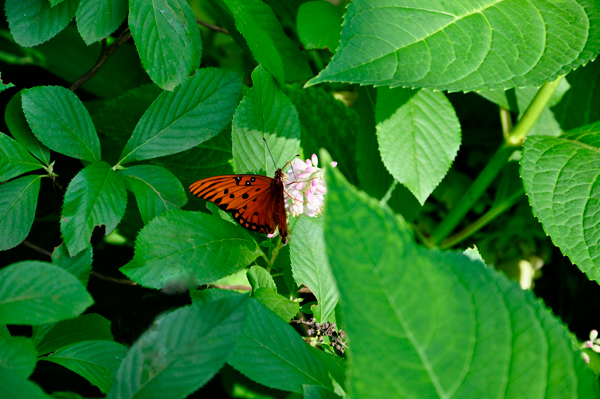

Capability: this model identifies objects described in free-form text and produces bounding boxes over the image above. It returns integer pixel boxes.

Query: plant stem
[500,106,512,141]
[506,75,564,146]
[429,76,563,247]
[439,187,524,249]
[429,144,516,246]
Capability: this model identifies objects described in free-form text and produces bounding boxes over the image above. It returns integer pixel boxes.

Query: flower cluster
[580,329,600,364]
[283,154,337,218]
[297,317,347,355]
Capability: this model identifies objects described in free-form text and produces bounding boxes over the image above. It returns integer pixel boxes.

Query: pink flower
[283,154,335,218]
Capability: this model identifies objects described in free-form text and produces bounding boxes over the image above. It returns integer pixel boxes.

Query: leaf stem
[429,144,516,246]
[439,187,524,249]
[500,106,512,141]
[196,18,229,35]
[505,75,564,146]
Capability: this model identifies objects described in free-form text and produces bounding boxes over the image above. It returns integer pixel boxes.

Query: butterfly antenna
[263,137,278,170]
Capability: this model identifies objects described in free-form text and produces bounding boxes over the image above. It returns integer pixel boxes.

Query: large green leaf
[0,369,49,399]
[119,69,241,164]
[296,1,342,52]
[76,0,128,45]
[0,132,43,182]
[5,91,51,165]
[521,123,600,282]
[290,217,339,323]
[376,87,461,204]
[307,0,600,91]
[121,209,261,289]
[0,261,93,325]
[229,299,335,393]
[108,295,249,399]
[22,86,101,163]
[322,151,599,398]
[219,0,311,83]
[61,162,127,256]
[33,314,113,356]
[232,65,301,176]
[552,60,600,131]
[118,165,187,224]
[0,175,41,251]
[0,337,37,378]
[129,0,202,90]
[5,0,78,47]
[51,244,93,286]
[43,341,127,393]
[287,86,359,185]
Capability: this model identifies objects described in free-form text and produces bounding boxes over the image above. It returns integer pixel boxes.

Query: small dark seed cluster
[300,318,347,354]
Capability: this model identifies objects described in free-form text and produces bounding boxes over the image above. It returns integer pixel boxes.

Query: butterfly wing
[189,174,280,235]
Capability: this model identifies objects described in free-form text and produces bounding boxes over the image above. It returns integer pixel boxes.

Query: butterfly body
[189,169,288,243]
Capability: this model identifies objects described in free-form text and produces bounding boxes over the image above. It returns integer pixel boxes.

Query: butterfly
[189,168,289,244]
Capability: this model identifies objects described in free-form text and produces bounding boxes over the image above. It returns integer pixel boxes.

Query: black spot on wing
[242,193,249,199]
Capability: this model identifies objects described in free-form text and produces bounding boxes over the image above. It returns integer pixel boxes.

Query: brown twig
[196,18,229,35]
[91,271,138,285]
[22,240,52,257]
[69,29,133,92]
[22,240,137,285]
[211,284,251,291]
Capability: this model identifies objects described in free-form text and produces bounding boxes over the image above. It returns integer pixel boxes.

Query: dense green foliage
[1,0,600,398]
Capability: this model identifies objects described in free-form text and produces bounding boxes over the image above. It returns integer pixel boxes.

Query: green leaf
[121,209,261,289]
[152,127,234,185]
[108,295,249,399]
[253,288,299,322]
[0,132,43,182]
[375,87,461,204]
[61,162,127,256]
[5,91,51,165]
[119,69,241,164]
[33,314,114,356]
[247,265,277,292]
[118,165,187,224]
[290,217,339,323]
[52,392,86,399]
[0,369,49,399]
[0,261,93,325]
[303,385,342,399]
[219,0,311,83]
[232,65,301,176]
[322,151,599,398]
[553,59,600,131]
[43,341,127,393]
[296,1,342,51]
[5,0,78,47]
[0,74,14,93]
[76,0,128,45]
[22,86,101,162]
[0,337,37,378]
[34,26,150,98]
[0,175,41,251]
[287,86,359,185]
[307,0,600,91]
[229,299,335,393]
[51,244,93,286]
[521,123,600,281]
[128,0,202,90]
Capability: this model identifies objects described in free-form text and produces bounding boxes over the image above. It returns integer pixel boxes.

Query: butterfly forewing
[189,172,288,242]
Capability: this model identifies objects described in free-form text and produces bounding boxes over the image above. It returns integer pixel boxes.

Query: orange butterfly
[189,168,289,244]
